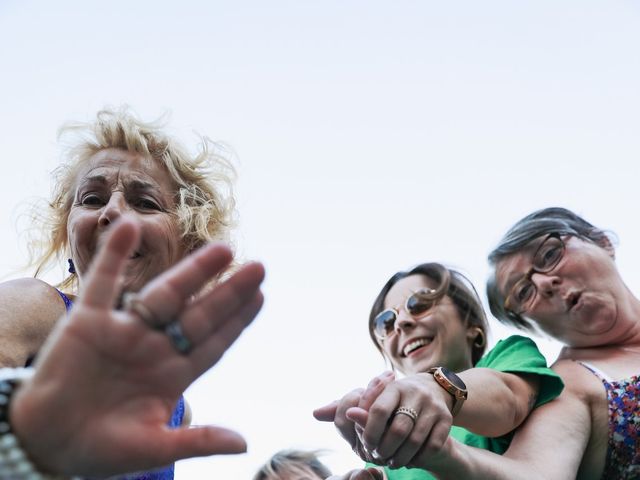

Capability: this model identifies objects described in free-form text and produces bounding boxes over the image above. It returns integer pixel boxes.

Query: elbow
[507,374,540,430]
[510,394,535,430]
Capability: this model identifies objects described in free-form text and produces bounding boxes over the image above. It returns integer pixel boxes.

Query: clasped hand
[314,371,454,471]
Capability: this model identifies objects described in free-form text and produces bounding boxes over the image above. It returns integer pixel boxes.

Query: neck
[611,286,640,345]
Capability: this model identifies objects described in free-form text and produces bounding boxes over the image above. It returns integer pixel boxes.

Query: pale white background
[1,1,639,478]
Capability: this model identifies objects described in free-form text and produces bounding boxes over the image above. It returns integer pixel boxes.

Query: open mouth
[129,251,142,259]
[403,337,433,357]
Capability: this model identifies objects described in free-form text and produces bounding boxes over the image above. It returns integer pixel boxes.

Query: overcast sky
[1,1,639,477]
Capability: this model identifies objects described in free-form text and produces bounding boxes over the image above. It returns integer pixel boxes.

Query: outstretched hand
[346,373,453,469]
[10,217,265,477]
[313,372,395,461]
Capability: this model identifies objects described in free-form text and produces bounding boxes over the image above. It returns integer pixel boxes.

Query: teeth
[404,338,430,356]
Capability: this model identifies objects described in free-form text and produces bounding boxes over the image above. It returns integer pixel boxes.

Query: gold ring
[394,406,418,423]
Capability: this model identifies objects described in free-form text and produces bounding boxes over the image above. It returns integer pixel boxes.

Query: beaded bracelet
[0,367,70,480]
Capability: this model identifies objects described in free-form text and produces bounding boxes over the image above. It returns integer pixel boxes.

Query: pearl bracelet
[0,367,70,480]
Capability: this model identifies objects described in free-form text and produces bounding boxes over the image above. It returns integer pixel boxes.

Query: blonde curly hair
[28,106,236,292]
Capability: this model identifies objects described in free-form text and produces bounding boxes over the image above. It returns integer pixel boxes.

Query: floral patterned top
[580,362,640,479]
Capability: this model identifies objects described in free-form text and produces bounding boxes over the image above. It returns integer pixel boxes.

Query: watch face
[440,367,467,390]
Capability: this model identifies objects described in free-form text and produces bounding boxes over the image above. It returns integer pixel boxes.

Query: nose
[394,308,417,334]
[98,193,127,227]
[531,272,561,298]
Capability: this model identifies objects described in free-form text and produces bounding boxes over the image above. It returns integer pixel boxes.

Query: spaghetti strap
[578,361,614,383]
[56,289,73,312]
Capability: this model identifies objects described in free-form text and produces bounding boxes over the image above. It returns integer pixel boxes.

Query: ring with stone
[164,320,193,355]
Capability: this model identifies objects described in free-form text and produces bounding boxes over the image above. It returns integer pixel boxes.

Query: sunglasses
[373,288,440,339]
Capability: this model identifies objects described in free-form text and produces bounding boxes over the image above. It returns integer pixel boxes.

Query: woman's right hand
[9,216,265,477]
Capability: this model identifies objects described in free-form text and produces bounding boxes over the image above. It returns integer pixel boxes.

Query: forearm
[454,368,538,437]
[418,374,590,480]
[414,439,538,480]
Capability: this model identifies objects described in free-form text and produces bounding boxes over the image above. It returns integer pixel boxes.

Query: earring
[67,258,76,274]
[473,327,486,348]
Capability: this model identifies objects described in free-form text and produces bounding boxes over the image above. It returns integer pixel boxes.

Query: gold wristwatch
[427,366,468,416]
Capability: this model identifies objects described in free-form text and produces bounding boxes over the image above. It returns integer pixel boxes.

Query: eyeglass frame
[373,287,444,340]
[503,233,566,316]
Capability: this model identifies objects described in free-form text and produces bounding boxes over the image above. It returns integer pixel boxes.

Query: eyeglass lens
[375,289,438,338]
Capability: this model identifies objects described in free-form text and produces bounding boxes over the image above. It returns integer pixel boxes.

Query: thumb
[313,400,338,422]
[161,425,247,461]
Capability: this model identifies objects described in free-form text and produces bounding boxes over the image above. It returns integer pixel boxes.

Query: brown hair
[369,262,489,366]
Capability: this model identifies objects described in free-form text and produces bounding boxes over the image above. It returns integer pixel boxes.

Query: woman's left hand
[10,217,265,477]
[346,373,453,469]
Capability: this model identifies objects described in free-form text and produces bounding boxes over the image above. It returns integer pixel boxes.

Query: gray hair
[487,207,613,330]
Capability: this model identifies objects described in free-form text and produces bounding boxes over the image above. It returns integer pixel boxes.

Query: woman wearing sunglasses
[340,207,640,479]
[315,262,563,480]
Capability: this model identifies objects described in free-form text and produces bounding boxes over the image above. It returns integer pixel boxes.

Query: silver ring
[122,292,159,329]
[164,320,192,355]
[393,406,418,423]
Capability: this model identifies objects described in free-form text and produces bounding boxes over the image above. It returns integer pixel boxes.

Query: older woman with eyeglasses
[315,263,563,480]
[340,207,640,479]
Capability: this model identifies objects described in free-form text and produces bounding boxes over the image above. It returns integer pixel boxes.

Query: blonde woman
[0,107,257,479]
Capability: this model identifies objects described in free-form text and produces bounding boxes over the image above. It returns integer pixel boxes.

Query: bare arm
[342,368,538,467]
[0,278,64,367]
[412,361,593,480]
[455,368,540,437]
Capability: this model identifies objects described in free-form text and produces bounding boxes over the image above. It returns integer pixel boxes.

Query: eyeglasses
[373,288,441,339]
[504,233,566,315]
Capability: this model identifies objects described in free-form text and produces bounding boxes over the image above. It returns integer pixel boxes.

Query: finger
[81,218,140,309]
[358,371,395,411]
[147,425,247,466]
[179,262,266,344]
[385,415,432,468]
[332,389,364,448]
[407,417,451,467]
[360,387,401,452]
[373,411,415,461]
[345,406,369,430]
[313,401,338,422]
[133,243,235,324]
[189,289,264,378]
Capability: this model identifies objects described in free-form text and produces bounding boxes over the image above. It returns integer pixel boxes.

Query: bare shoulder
[551,358,603,401]
[0,278,67,349]
[0,277,66,314]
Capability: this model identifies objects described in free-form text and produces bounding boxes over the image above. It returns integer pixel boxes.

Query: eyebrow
[79,174,160,192]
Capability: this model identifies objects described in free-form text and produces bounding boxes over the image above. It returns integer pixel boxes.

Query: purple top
[56,290,183,480]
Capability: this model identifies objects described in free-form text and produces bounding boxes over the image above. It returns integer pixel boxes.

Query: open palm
[10,218,265,477]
